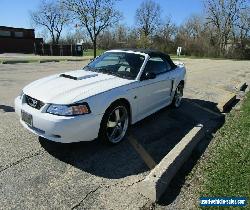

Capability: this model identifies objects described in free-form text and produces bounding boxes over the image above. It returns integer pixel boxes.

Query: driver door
[133,56,173,119]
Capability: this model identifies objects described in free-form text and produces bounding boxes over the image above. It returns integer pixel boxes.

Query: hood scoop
[60,73,98,80]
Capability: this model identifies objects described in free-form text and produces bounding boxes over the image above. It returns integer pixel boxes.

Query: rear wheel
[99,102,129,144]
[171,83,184,108]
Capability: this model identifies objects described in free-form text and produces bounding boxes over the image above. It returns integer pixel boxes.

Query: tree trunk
[93,38,97,58]
[51,32,56,45]
[56,32,61,44]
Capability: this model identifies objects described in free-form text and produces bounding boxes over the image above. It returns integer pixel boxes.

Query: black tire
[98,102,130,144]
[171,83,184,108]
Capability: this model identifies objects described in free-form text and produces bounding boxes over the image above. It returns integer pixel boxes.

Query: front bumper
[15,96,103,143]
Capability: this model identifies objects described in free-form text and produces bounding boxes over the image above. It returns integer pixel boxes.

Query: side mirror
[143,72,156,80]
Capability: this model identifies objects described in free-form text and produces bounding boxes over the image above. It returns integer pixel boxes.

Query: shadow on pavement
[0,104,15,112]
[39,98,224,184]
[39,137,148,179]
[157,98,225,206]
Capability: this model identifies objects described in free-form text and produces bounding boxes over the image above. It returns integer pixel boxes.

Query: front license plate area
[21,110,33,127]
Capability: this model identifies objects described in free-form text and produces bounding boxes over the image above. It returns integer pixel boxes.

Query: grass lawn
[199,92,250,208]
[82,49,230,60]
[0,49,240,64]
[169,54,236,61]
[83,49,105,57]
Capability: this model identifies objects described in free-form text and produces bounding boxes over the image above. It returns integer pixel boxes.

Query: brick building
[0,26,83,56]
[0,26,36,54]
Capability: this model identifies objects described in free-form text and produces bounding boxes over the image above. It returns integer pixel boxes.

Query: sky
[0,0,204,29]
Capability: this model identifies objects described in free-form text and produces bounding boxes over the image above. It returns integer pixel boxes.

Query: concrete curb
[66,59,86,62]
[137,82,247,202]
[217,92,236,112]
[2,60,30,64]
[238,82,248,92]
[217,82,248,112]
[39,60,60,63]
[0,58,89,65]
[138,124,204,202]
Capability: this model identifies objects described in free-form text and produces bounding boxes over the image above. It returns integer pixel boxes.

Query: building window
[0,30,11,37]
[15,31,24,38]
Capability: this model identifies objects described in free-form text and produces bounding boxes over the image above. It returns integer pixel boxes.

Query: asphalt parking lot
[0,59,250,209]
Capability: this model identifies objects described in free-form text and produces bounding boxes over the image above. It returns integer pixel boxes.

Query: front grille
[25,95,44,110]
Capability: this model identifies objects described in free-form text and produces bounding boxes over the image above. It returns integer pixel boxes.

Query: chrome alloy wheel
[106,106,129,143]
[174,85,184,107]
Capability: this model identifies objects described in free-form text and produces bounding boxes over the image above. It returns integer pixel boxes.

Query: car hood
[23,70,134,104]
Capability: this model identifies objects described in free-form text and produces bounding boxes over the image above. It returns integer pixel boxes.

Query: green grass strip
[200,92,250,209]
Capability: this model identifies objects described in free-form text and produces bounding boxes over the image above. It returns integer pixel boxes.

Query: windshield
[84,52,145,79]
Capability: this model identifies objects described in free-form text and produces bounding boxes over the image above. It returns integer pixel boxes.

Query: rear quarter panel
[172,63,186,91]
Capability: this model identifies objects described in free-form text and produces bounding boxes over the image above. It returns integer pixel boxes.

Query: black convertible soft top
[113,48,177,69]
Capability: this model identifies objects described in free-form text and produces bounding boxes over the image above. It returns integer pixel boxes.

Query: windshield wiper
[84,66,115,76]
[83,66,97,72]
[112,72,134,80]
[96,67,115,75]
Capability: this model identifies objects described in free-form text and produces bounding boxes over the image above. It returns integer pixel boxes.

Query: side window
[144,56,171,75]
[165,60,172,71]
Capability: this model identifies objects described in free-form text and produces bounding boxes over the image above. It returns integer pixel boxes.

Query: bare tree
[205,0,249,55]
[175,15,214,57]
[150,17,176,53]
[235,7,250,42]
[63,0,122,57]
[115,25,128,44]
[135,0,161,37]
[30,0,70,44]
[60,28,88,45]
[159,17,177,41]
[126,28,139,48]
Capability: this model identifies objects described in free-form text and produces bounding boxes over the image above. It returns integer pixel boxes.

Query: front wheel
[171,83,184,108]
[99,102,129,144]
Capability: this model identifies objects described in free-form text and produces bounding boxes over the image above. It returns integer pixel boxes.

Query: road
[0,58,249,209]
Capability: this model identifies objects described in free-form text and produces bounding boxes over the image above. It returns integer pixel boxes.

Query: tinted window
[144,56,171,75]
[165,59,172,71]
[86,52,145,79]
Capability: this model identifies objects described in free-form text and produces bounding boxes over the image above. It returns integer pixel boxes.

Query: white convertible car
[15,49,186,144]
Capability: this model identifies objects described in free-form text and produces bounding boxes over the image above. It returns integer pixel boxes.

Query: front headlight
[46,103,91,116]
